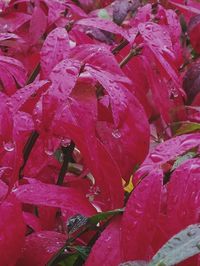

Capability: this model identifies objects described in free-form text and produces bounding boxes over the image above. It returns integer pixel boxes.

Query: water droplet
[3,140,15,152]
[170,88,179,98]
[187,229,196,236]
[149,153,162,163]
[60,137,71,147]
[112,129,121,139]
[44,139,54,156]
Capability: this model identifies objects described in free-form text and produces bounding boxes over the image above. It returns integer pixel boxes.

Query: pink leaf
[9,80,49,112]
[23,212,42,232]
[13,182,95,215]
[121,169,163,261]
[135,133,200,183]
[29,6,47,45]
[0,195,25,266]
[40,27,70,78]
[16,231,66,266]
[49,59,81,101]
[139,22,180,88]
[86,216,122,266]
[166,158,200,235]
[0,12,31,32]
[0,55,27,94]
[76,17,130,41]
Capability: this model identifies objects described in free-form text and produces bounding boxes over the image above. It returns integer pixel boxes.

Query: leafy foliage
[0,0,200,265]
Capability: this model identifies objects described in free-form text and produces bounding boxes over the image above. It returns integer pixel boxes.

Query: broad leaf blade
[121,169,163,261]
[150,224,200,266]
[40,27,70,78]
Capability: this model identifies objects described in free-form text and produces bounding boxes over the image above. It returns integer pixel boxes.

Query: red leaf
[76,17,130,41]
[29,6,47,45]
[86,216,122,266]
[121,169,163,261]
[0,195,25,266]
[0,12,31,32]
[9,80,49,112]
[135,133,200,183]
[0,55,27,95]
[40,27,71,78]
[139,22,181,89]
[13,182,95,215]
[49,59,81,101]
[166,158,200,235]
[16,231,66,266]
[23,211,42,232]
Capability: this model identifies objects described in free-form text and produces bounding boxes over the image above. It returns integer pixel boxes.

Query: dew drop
[170,88,179,98]
[187,229,196,236]
[60,137,71,147]
[112,129,121,139]
[149,153,162,163]
[44,139,54,156]
[3,140,15,152]
[44,148,54,156]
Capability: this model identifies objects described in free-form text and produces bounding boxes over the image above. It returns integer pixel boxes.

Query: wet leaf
[150,224,200,266]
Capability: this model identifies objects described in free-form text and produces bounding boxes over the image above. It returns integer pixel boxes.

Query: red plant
[0,0,200,265]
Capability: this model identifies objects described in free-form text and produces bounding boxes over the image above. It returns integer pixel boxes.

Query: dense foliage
[0,0,200,265]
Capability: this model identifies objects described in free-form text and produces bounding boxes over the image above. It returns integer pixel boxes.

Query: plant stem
[119,45,143,68]
[112,39,129,55]
[26,63,40,85]
[19,130,39,179]
[56,141,75,185]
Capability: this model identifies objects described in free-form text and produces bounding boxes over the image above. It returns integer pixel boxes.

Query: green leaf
[175,122,200,135]
[149,224,200,266]
[88,208,124,225]
[58,253,79,266]
[98,9,110,20]
[72,246,91,260]
[171,151,197,171]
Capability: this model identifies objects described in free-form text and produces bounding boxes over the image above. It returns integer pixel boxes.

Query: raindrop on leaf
[3,140,15,152]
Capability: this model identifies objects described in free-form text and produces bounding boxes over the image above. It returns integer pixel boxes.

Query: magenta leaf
[16,231,66,266]
[13,182,96,215]
[166,158,200,235]
[0,12,31,32]
[0,195,25,266]
[136,133,200,182]
[49,59,81,101]
[76,17,130,41]
[86,217,122,266]
[9,80,49,112]
[40,27,70,78]
[29,5,47,45]
[138,22,180,88]
[0,55,27,94]
[121,169,163,261]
